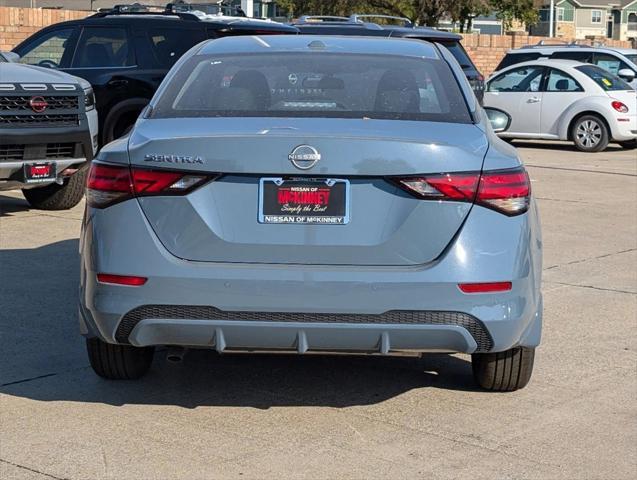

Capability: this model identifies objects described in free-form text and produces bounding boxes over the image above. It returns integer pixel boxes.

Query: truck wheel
[86,338,154,380]
[22,166,87,210]
[472,347,535,392]
[571,115,609,152]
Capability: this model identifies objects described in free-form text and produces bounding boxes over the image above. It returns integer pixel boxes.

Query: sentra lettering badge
[144,154,204,164]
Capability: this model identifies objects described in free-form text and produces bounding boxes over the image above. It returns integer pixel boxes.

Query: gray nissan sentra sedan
[80,35,542,391]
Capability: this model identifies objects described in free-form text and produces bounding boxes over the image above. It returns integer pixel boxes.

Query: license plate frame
[23,162,57,184]
[258,177,350,225]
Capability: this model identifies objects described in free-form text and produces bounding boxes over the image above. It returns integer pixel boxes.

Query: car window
[488,66,543,92]
[435,41,475,70]
[73,27,133,68]
[625,54,637,65]
[149,28,205,68]
[19,28,74,68]
[575,64,633,91]
[593,53,629,75]
[153,53,472,124]
[545,68,583,92]
[495,53,541,71]
[550,51,592,63]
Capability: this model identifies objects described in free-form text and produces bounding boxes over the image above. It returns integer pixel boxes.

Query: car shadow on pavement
[511,140,624,152]
[1,239,482,410]
[0,193,31,217]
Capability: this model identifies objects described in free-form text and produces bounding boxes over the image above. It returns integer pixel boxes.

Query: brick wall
[462,33,635,77]
[0,7,88,51]
[1,7,635,77]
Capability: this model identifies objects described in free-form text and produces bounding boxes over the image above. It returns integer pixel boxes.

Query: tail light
[87,163,214,208]
[611,101,629,113]
[393,167,530,216]
[459,282,512,294]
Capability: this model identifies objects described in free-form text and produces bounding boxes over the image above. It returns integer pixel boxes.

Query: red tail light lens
[611,101,628,113]
[87,163,213,208]
[393,167,530,216]
[477,168,530,216]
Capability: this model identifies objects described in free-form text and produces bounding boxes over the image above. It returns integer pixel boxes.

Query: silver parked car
[80,35,542,391]
[484,59,637,152]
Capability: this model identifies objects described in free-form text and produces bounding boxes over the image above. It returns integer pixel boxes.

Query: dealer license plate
[259,178,350,224]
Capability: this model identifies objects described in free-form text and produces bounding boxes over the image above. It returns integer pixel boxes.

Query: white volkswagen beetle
[484,59,636,152]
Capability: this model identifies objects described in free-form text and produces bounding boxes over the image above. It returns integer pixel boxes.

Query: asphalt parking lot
[0,141,635,480]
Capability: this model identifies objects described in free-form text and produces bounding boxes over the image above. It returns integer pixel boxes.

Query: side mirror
[1,51,20,62]
[484,107,511,133]
[617,68,636,81]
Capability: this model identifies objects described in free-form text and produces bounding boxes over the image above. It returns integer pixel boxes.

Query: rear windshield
[436,41,475,70]
[575,64,633,91]
[152,52,472,123]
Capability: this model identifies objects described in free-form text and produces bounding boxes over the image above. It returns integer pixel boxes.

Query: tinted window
[19,28,74,67]
[593,53,630,75]
[496,53,541,71]
[550,51,592,62]
[575,64,633,91]
[488,66,543,92]
[545,69,583,92]
[149,28,205,67]
[73,27,133,68]
[153,53,472,123]
[436,41,475,70]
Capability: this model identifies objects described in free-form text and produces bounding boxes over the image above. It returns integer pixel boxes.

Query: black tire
[86,337,154,380]
[472,347,535,392]
[22,166,87,210]
[619,139,636,150]
[571,114,609,152]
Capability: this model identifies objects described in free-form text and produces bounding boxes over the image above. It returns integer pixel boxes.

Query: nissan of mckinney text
[1,54,98,209]
[80,35,542,391]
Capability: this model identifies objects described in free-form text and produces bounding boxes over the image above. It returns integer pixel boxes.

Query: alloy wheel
[576,119,602,148]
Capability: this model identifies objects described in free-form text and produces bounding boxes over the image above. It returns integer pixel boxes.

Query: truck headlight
[84,87,95,111]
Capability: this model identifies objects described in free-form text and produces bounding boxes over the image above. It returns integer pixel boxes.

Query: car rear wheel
[571,115,609,152]
[86,338,154,380]
[22,166,87,210]
[472,347,535,391]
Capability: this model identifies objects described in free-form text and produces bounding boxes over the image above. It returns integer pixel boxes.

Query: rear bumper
[0,110,97,190]
[79,198,543,354]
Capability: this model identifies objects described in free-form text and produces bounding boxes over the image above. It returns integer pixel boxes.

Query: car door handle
[527,97,541,103]
[108,79,129,87]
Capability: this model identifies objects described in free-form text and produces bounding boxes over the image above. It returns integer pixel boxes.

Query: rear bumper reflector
[97,274,148,286]
[458,282,512,294]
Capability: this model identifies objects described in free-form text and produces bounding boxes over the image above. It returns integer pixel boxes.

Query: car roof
[508,45,637,55]
[294,22,461,41]
[492,58,596,75]
[197,34,441,59]
[39,12,297,31]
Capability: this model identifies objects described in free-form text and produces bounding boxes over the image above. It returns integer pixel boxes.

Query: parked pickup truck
[1,53,98,210]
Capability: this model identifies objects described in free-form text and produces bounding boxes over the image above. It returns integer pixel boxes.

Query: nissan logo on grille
[29,96,48,113]
[288,145,321,170]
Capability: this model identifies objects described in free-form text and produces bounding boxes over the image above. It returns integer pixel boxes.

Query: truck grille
[0,143,79,161]
[0,95,79,111]
[0,85,81,128]
[0,114,79,127]
[116,305,494,352]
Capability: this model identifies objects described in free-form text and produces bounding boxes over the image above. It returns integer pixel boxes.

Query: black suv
[293,15,484,103]
[13,3,297,145]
